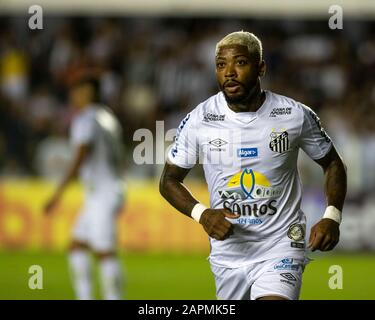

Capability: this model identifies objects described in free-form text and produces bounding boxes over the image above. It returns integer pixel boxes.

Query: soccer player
[45,76,125,300]
[159,31,347,300]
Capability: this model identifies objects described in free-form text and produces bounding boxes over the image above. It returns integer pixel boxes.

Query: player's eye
[216,62,225,68]
[237,59,248,65]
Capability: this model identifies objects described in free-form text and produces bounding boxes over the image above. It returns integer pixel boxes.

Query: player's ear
[258,60,266,77]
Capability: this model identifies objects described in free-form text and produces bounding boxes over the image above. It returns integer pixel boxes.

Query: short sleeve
[299,105,332,160]
[167,112,198,169]
[70,114,96,147]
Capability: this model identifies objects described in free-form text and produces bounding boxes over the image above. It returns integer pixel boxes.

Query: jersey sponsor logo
[308,110,331,143]
[203,113,225,122]
[237,148,258,158]
[269,107,292,117]
[218,168,282,200]
[223,200,277,218]
[287,223,305,241]
[269,130,290,153]
[171,113,191,157]
[237,218,263,225]
[218,168,282,218]
[274,258,301,271]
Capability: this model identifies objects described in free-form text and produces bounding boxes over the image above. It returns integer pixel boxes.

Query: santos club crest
[269,130,290,153]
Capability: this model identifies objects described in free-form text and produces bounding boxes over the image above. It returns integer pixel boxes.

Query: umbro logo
[280,273,297,281]
[269,107,292,117]
[209,138,228,148]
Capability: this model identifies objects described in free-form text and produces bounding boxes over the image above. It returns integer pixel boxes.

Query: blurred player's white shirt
[70,104,124,252]
[168,90,332,268]
[71,104,124,192]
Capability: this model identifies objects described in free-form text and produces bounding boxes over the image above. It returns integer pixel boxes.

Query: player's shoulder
[267,90,313,119]
[70,108,97,138]
[73,106,97,126]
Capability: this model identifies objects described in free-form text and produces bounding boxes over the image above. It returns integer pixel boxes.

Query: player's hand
[199,208,240,241]
[44,195,60,215]
[308,218,340,252]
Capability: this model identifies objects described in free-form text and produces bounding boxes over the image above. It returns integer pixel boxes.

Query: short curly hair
[215,31,263,62]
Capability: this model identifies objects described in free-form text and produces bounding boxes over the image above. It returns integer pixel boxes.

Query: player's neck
[79,102,94,110]
[228,83,265,113]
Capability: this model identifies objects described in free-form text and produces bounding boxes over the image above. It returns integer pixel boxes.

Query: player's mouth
[224,81,242,93]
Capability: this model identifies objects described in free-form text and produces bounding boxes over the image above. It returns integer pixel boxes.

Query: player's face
[216,44,261,104]
[69,83,94,110]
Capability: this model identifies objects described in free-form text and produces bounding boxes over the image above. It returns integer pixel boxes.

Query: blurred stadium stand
[0,1,374,252]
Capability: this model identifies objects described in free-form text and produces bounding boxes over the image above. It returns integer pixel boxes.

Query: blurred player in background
[45,76,125,300]
[160,31,347,300]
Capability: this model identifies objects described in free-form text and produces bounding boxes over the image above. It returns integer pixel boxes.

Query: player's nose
[224,63,236,78]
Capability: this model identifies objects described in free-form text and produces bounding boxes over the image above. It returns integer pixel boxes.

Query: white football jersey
[71,104,124,192]
[167,90,332,268]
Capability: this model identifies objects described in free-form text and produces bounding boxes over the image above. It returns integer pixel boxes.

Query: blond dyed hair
[215,31,263,61]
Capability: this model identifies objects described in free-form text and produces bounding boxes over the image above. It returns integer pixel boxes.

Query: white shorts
[72,187,124,252]
[210,256,307,300]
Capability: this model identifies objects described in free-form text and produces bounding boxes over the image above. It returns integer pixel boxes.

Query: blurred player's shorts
[72,185,124,252]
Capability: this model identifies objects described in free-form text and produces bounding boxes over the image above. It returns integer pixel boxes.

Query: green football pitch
[0,251,374,300]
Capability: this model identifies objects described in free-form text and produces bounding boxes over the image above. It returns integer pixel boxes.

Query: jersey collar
[218,90,271,124]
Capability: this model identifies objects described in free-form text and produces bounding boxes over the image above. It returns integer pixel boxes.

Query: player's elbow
[159,172,179,200]
[159,173,168,199]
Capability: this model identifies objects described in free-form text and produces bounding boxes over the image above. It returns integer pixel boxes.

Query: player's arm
[308,146,347,251]
[44,144,91,214]
[159,162,239,240]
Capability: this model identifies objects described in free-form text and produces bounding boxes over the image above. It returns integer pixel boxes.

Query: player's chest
[198,121,300,166]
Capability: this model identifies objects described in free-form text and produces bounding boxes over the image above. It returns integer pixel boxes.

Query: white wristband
[191,203,207,223]
[323,206,342,224]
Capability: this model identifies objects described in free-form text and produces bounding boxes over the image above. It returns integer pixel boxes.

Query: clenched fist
[308,218,340,251]
[199,208,240,241]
